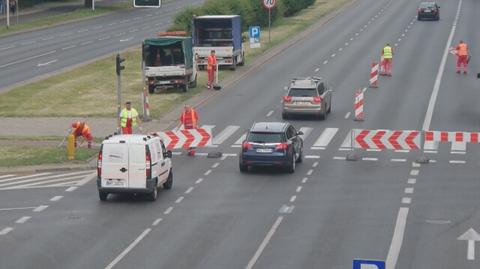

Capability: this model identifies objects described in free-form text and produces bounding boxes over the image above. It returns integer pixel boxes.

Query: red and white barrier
[153,128,212,150]
[369,62,379,88]
[425,131,480,143]
[353,129,421,150]
[354,88,365,121]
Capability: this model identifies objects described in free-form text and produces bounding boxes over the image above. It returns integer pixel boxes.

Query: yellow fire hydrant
[67,134,75,160]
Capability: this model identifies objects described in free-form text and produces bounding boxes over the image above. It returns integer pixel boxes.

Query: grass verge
[0,145,97,167]
[0,3,131,37]
[0,0,350,118]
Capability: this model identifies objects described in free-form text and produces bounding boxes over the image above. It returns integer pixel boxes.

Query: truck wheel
[99,191,108,201]
[163,170,173,190]
[230,58,237,71]
[238,53,245,66]
[189,75,197,88]
[148,84,155,94]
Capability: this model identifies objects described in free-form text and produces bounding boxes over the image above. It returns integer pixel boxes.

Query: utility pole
[116,53,125,124]
[6,0,10,29]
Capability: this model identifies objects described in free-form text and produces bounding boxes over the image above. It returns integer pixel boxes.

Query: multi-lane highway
[0,0,203,92]
[1,0,480,268]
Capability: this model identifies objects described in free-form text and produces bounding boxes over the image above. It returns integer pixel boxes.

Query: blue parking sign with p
[353,259,385,269]
[249,26,260,40]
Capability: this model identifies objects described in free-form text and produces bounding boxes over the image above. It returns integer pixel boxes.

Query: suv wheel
[297,148,303,163]
[239,162,248,173]
[327,99,332,113]
[286,153,296,173]
[320,106,327,120]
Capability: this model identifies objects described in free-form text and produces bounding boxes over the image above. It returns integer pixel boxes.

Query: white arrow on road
[457,228,480,260]
[37,59,58,67]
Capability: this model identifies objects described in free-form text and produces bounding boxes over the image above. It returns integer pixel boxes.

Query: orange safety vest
[207,55,217,71]
[457,43,468,56]
[72,122,90,136]
[180,109,198,129]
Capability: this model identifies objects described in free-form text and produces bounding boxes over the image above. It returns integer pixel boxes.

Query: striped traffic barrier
[354,88,364,121]
[369,62,379,88]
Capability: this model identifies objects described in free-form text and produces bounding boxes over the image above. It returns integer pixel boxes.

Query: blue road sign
[353,259,385,269]
[249,26,261,39]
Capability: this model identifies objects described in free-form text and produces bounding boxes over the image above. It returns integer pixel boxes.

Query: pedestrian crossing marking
[340,130,353,149]
[451,141,466,152]
[0,172,52,184]
[424,141,438,151]
[0,171,94,190]
[212,125,240,145]
[232,133,246,147]
[298,127,313,140]
[312,128,338,149]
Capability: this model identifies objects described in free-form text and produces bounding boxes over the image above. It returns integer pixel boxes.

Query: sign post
[262,0,276,43]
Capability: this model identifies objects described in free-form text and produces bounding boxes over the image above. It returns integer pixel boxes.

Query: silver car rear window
[288,88,318,97]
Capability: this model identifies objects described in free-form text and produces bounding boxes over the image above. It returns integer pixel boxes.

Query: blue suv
[239,122,303,173]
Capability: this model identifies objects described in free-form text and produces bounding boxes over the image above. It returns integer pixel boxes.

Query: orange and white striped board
[353,129,421,150]
[152,128,212,150]
[425,131,480,143]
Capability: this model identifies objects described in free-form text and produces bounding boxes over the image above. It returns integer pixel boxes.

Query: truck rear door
[101,143,129,188]
[128,145,147,189]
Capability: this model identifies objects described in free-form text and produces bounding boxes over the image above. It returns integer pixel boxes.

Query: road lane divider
[245,216,284,269]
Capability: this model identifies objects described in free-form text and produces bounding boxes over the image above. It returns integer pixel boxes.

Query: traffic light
[116,53,125,76]
[134,0,161,8]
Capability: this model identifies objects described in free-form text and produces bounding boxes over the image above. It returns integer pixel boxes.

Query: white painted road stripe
[405,188,414,194]
[0,227,13,235]
[152,218,162,226]
[211,126,238,146]
[266,110,274,117]
[175,196,184,203]
[299,127,313,141]
[164,207,173,215]
[104,228,151,269]
[0,50,57,69]
[422,0,463,131]
[451,141,466,152]
[340,130,352,149]
[345,112,351,119]
[0,172,52,184]
[410,170,419,176]
[0,206,37,211]
[391,159,407,162]
[233,133,246,146]
[449,160,466,164]
[50,196,63,202]
[16,216,31,224]
[290,196,296,202]
[65,186,77,192]
[33,205,48,212]
[204,170,212,176]
[185,187,194,194]
[245,216,283,269]
[305,155,320,159]
[386,207,409,269]
[408,178,416,184]
[402,197,412,204]
[313,128,338,148]
[195,178,203,184]
[0,174,14,179]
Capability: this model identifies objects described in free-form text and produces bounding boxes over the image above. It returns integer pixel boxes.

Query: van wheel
[163,170,173,190]
[147,185,158,201]
[99,191,108,201]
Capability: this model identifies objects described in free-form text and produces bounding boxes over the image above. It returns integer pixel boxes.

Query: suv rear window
[288,88,318,97]
[420,2,435,8]
[247,132,284,143]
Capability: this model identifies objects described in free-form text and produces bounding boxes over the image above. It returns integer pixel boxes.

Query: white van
[97,134,173,201]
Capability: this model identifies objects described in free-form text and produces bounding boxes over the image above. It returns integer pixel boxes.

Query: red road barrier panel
[354,88,365,121]
[353,129,421,150]
[152,128,212,150]
[369,62,379,88]
[425,131,480,143]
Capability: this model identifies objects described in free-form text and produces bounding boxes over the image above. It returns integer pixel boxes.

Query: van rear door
[101,143,129,188]
[128,145,147,189]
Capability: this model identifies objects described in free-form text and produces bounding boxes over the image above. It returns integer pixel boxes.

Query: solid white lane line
[16,216,31,224]
[302,177,308,184]
[290,196,296,202]
[345,112,351,119]
[152,218,162,226]
[0,50,57,68]
[164,207,173,215]
[311,146,325,150]
[65,186,77,192]
[195,178,203,184]
[407,178,416,184]
[245,216,283,269]
[104,228,151,269]
[61,45,76,50]
[422,0,463,131]
[266,110,274,117]
[0,227,13,235]
[185,187,194,194]
[312,162,319,168]
[424,150,438,154]
[451,151,466,155]
[404,188,414,194]
[401,198,411,204]
[296,186,302,193]
[449,160,466,164]
[175,197,184,203]
[410,170,419,176]
[212,162,220,168]
[313,127,338,148]
[306,169,313,176]
[0,206,37,211]
[50,196,63,202]
[33,205,48,212]
[204,170,212,176]
[386,208,409,269]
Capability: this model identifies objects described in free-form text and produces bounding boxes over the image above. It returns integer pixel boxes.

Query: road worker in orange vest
[207,50,217,89]
[179,105,199,156]
[455,40,469,74]
[71,121,93,148]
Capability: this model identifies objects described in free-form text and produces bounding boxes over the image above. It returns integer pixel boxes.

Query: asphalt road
[0,0,204,92]
[1,0,480,268]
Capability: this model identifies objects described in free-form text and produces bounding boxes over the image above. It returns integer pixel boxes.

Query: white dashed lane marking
[402,197,412,204]
[50,196,63,202]
[185,187,194,194]
[152,218,162,226]
[0,227,13,235]
[175,197,184,203]
[164,207,173,215]
[15,216,31,224]
[195,178,203,184]
[33,205,48,212]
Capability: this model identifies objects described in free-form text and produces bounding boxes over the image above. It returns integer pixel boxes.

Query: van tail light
[312,96,322,103]
[283,96,292,103]
[242,141,253,151]
[145,146,152,179]
[97,150,103,178]
[275,143,289,151]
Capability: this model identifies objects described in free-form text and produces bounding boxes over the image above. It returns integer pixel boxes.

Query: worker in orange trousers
[71,122,93,148]
[179,105,199,156]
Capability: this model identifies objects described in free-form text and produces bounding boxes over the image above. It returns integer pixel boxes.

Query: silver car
[282,77,333,120]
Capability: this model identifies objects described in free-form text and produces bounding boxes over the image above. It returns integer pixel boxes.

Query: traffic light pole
[116,53,125,128]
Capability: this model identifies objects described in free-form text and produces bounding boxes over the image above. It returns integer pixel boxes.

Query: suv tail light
[312,96,322,103]
[275,143,289,151]
[97,150,103,178]
[145,146,152,179]
[283,96,292,103]
[242,141,253,151]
